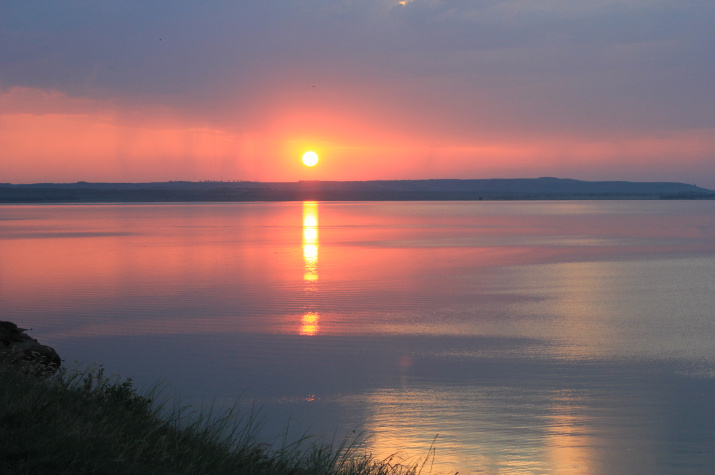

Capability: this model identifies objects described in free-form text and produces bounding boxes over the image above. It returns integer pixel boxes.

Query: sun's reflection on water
[302,201,319,283]
[301,201,320,335]
[300,312,319,336]
[303,244,318,282]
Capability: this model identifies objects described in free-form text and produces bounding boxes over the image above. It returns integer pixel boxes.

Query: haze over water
[2,201,715,474]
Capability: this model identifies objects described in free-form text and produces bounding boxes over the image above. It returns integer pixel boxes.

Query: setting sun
[302,151,319,167]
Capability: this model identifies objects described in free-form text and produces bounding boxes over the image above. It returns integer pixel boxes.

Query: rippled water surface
[2,201,715,474]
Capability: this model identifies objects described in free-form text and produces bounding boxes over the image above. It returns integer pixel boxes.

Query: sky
[1,1,714,186]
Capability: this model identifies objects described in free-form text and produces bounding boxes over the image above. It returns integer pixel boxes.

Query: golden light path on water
[301,201,319,335]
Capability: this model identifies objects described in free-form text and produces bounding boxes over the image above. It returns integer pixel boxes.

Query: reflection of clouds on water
[8,202,715,474]
[348,378,660,474]
[301,201,320,334]
[503,257,715,362]
[543,392,596,474]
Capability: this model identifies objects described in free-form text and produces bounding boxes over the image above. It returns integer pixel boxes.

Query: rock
[0,321,61,375]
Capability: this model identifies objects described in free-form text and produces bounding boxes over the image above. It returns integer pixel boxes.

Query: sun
[302,151,319,167]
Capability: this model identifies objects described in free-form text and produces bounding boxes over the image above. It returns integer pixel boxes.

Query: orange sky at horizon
[2,86,714,187]
[2,2,714,188]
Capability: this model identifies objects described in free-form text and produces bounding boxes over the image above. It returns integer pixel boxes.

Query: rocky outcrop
[0,321,61,375]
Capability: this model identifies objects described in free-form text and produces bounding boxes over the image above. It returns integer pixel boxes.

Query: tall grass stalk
[0,363,446,474]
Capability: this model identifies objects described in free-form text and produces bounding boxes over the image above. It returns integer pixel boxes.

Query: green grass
[0,364,442,475]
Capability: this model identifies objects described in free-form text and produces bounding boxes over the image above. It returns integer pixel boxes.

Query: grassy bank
[0,364,438,475]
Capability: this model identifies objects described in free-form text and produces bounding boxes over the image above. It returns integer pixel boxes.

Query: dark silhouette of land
[0,178,712,203]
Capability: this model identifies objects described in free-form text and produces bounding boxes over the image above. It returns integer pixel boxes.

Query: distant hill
[0,178,713,203]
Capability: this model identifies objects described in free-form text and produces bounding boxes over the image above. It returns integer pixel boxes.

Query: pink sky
[1,2,714,187]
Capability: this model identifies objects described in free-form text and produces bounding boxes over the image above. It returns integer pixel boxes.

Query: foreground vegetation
[0,363,439,475]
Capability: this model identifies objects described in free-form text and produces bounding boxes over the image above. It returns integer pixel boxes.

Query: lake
[2,200,715,474]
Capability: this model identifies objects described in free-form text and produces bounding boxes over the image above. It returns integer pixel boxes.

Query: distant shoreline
[1,178,713,203]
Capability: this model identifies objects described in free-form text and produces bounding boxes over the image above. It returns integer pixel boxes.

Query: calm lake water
[2,201,715,474]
